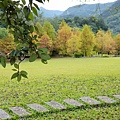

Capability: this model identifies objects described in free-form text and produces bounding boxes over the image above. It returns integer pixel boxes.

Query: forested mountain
[101,0,120,34]
[39,7,63,18]
[60,2,114,18]
[39,0,119,34]
[40,2,114,18]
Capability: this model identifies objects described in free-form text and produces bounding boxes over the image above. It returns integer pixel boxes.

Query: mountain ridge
[39,1,119,34]
[39,7,63,18]
[60,2,114,18]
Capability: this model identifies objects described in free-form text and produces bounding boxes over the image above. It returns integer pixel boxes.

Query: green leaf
[9,50,16,56]
[11,72,18,79]
[21,70,28,75]
[21,70,28,79]
[41,59,48,64]
[29,25,34,33]
[23,6,28,15]
[28,12,34,21]
[17,74,21,82]
[0,3,4,8]
[3,0,8,7]
[35,0,44,3]
[29,0,33,7]
[38,48,48,54]
[22,0,26,5]
[41,53,51,60]
[23,6,30,18]
[32,7,38,16]
[0,56,6,68]
[12,69,17,71]
[10,57,16,65]
[14,63,19,69]
[29,53,37,62]
[33,3,39,10]
[21,74,28,79]
[34,26,39,32]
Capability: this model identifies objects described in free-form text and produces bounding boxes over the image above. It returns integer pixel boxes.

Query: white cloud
[38,0,117,11]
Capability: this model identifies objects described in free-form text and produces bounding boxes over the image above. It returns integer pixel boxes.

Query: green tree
[66,16,108,33]
[43,21,56,43]
[48,16,60,32]
[81,25,95,57]
[35,22,44,38]
[0,28,9,39]
[34,12,45,26]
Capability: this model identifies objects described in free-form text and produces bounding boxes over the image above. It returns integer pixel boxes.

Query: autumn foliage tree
[105,30,116,55]
[67,28,82,56]
[115,34,120,55]
[38,32,53,54]
[96,29,107,55]
[56,20,72,55]
[0,33,16,55]
[96,29,116,55]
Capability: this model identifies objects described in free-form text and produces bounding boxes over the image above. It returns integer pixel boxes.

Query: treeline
[63,16,108,33]
[0,20,120,57]
[34,15,109,33]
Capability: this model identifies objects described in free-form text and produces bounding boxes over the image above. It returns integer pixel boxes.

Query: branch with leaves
[0,0,50,81]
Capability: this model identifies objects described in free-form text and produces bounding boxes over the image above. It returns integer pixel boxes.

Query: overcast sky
[38,0,117,11]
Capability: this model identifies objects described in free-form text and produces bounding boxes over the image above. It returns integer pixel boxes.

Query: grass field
[0,57,120,119]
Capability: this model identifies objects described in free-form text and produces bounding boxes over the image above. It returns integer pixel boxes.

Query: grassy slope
[0,57,120,119]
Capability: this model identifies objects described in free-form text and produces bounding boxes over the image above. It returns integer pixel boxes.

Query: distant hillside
[60,2,114,18]
[101,0,120,34]
[39,7,63,18]
[38,1,120,34]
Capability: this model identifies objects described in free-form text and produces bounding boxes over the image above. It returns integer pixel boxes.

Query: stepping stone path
[46,101,66,109]
[0,109,11,119]
[113,95,120,99]
[27,103,48,112]
[9,106,30,116]
[80,96,100,105]
[97,96,116,103]
[64,99,83,107]
[0,94,119,119]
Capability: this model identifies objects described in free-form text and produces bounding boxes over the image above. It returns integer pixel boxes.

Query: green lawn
[0,57,120,119]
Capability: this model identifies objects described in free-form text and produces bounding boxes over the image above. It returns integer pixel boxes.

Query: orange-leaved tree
[38,32,53,54]
[0,33,16,55]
